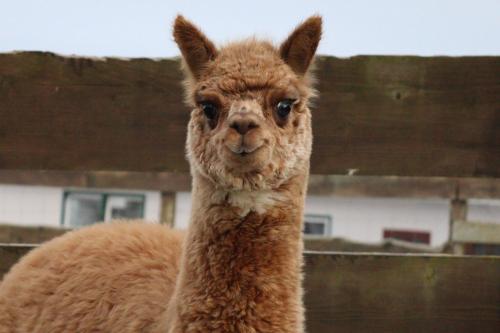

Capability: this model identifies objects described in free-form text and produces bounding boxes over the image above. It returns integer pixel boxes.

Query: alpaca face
[174,16,322,191]
[186,43,313,191]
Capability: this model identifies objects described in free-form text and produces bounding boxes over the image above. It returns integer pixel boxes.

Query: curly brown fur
[0,15,321,333]
[0,222,184,332]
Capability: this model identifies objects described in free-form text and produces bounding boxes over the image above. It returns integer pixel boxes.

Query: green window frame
[303,214,333,237]
[61,190,146,227]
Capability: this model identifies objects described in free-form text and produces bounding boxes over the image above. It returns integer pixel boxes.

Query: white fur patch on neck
[213,190,284,216]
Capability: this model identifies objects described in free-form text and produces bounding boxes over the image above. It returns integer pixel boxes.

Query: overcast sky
[1,0,499,58]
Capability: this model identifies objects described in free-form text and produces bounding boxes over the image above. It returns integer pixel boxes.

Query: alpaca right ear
[280,16,322,76]
[173,15,218,80]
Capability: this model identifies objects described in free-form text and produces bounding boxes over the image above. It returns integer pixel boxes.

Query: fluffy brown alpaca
[0,15,321,333]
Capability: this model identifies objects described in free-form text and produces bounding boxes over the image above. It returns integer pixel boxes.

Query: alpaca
[0,15,322,333]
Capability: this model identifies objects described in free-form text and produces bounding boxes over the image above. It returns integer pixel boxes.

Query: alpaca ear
[279,16,322,75]
[173,15,218,80]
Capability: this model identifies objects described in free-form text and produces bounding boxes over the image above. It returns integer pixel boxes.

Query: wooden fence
[1,52,499,177]
[0,224,447,253]
[0,52,499,331]
[1,245,498,332]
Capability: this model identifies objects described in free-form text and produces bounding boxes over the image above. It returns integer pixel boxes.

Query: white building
[2,182,499,248]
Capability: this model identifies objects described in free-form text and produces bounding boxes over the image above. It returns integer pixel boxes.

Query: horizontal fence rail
[1,244,499,333]
[304,251,500,333]
[3,170,500,198]
[0,225,447,253]
[0,52,499,177]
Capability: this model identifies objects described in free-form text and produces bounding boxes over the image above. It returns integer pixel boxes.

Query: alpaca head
[174,16,322,191]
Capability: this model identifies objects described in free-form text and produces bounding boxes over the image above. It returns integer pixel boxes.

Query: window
[304,214,332,237]
[463,243,500,255]
[383,229,430,245]
[62,191,145,227]
[104,195,144,220]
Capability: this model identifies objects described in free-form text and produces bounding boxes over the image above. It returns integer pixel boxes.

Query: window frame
[463,243,500,255]
[303,214,333,238]
[60,190,146,227]
[382,229,431,245]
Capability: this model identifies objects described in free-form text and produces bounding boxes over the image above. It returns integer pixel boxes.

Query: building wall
[0,184,62,226]
[175,192,192,229]
[468,199,500,225]
[305,196,450,247]
[0,184,161,227]
[142,191,161,222]
[2,184,499,248]
[174,192,453,247]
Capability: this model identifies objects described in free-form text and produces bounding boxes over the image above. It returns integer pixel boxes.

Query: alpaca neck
[168,170,308,333]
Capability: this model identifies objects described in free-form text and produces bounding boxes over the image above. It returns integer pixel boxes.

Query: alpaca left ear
[173,15,218,80]
[280,16,322,75]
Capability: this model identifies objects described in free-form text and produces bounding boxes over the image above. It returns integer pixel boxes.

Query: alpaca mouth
[227,143,262,156]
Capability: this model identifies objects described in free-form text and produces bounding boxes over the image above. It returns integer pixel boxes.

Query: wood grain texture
[1,246,499,332]
[303,252,500,333]
[0,170,192,192]
[1,52,499,177]
[0,244,33,278]
[452,220,500,244]
[160,192,176,226]
[304,237,448,254]
[4,169,500,199]
[0,224,67,244]
[307,175,457,198]
[458,177,500,199]
[0,224,447,253]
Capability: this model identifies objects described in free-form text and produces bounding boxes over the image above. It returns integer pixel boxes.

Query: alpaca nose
[230,119,259,135]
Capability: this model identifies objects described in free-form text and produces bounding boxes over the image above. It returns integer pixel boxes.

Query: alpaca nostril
[230,120,259,135]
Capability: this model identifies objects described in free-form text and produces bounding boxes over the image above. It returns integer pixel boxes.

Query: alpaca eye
[276,99,294,119]
[200,102,218,120]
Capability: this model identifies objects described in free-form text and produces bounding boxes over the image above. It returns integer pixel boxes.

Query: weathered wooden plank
[304,252,500,333]
[160,192,176,226]
[1,246,498,332]
[0,53,189,173]
[4,169,500,199]
[458,177,500,199]
[452,220,500,244]
[0,224,67,244]
[0,170,192,192]
[0,244,33,278]
[304,237,448,253]
[0,223,449,253]
[307,175,457,198]
[449,198,468,243]
[1,52,499,177]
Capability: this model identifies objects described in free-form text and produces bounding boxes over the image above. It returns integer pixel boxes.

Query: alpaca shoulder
[0,222,185,333]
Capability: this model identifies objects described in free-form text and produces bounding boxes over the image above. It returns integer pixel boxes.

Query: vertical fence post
[160,192,176,227]
[449,198,468,254]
